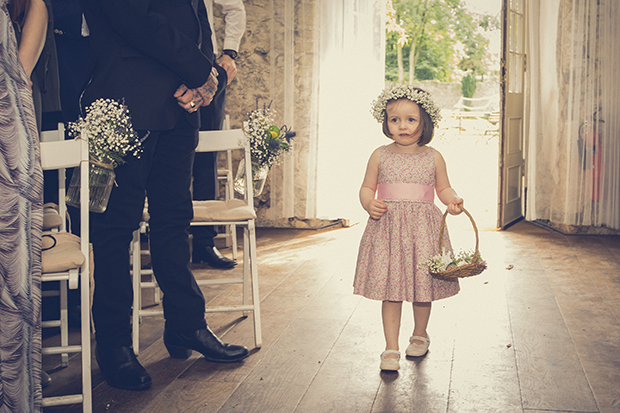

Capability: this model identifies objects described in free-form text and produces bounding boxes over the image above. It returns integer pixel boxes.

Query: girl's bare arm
[434,150,463,215]
[360,148,388,219]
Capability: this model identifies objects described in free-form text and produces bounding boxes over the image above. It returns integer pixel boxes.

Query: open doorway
[313,0,503,230]
[384,0,503,231]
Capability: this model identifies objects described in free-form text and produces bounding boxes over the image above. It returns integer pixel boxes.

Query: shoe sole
[380,362,400,371]
[191,258,237,269]
[166,345,250,363]
[405,350,428,357]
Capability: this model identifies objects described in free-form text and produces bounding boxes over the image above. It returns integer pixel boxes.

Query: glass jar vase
[234,158,270,196]
[66,161,115,213]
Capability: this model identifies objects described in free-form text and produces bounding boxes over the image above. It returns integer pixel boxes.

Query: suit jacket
[79,0,214,131]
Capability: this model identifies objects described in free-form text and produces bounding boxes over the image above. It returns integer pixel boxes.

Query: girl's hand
[447,197,464,215]
[366,199,388,220]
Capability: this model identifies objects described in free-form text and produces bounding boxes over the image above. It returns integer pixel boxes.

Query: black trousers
[191,64,228,248]
[91,115,207,348]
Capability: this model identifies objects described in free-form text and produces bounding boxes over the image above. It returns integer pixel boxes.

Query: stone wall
[212,0,317,225]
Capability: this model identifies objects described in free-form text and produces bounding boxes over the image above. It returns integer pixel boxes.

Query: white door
[499,0,526,228]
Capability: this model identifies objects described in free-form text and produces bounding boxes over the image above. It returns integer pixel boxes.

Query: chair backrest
[196,129,246,152]
[196,129,253,201]
[39,135,90,258]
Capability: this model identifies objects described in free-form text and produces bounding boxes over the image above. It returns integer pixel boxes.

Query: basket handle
[437,206,480,259]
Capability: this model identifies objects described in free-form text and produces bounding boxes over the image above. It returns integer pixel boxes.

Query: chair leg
[248,221,262,349]
[59,280,69,366]
[231,224,238,261]
[242,227,250,317]
[131,229,142,355]
[80,248,93,412]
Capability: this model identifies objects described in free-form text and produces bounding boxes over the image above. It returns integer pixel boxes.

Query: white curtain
[526,0,620,230]
[313,0,386,222]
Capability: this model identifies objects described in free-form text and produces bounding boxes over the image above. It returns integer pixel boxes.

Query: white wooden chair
[214,115,237,255]
[131,128,262,354]
[40,131,92,412]
[130,117,236,328]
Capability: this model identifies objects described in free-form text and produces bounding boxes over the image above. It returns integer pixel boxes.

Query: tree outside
[386,0,499,92]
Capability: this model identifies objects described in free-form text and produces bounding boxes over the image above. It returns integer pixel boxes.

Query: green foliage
[386,0,498,83]
[461,72,477,98]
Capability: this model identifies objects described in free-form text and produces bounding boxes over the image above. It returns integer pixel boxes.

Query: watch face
[224,50,238,59]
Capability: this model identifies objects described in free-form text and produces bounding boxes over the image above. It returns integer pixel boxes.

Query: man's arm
[216,0,246,53]
[92,0,213,89]
[213,0,245,83]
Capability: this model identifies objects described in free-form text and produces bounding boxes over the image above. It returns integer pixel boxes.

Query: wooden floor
[42,220,620,413]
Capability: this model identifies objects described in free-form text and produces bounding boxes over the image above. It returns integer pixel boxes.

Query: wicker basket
[430,206,487,279]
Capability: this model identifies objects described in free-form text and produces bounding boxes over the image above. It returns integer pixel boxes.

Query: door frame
[499,0,527,229]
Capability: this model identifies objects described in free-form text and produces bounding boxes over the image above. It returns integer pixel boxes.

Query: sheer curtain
[259,0,385,224]
[526,0,620,231]
[313,0,385,222]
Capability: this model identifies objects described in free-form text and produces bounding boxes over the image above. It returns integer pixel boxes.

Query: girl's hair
[8,0,32,25]
[381,95,435,146]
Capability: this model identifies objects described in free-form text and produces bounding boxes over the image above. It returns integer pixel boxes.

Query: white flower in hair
[371,83,442,127]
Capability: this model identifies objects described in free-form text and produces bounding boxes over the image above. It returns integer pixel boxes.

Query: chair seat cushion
[192,199,256,222]
[43,203,63,230]
[42,232,85,273]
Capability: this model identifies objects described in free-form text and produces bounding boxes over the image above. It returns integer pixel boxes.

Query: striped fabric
[0,1,44,411]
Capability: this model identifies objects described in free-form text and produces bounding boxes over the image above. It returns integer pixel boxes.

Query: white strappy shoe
[405,335,430,357]
[380,350,401,371]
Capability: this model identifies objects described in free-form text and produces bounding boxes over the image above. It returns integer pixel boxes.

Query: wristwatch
[222,49,238,60]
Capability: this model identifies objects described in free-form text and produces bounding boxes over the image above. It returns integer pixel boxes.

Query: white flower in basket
[421,249,486,276]
[423,207,488,279]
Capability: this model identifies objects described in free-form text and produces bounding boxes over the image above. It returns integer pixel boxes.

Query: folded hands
[174,67,219,113]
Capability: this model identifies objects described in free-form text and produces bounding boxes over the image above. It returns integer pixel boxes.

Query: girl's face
[386,99,423,147]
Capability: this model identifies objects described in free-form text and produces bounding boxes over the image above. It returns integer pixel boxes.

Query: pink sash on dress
[377,183,434,202]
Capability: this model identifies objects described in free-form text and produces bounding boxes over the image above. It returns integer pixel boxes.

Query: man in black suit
[79,0,249,391]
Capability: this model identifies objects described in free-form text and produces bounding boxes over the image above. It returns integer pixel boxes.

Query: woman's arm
[434,150,463,215]
[360,148,388,219]
[18,0,47,84]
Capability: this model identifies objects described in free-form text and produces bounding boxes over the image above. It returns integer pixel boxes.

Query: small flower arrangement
[68,98,143,166]
[243,102,294,169]
[421,249,486,274]
[371,83,442,127]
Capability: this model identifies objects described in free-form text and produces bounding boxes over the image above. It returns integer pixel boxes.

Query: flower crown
[371,84,442,127]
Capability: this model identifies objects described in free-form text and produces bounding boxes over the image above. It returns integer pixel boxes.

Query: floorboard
[41,223,620,413]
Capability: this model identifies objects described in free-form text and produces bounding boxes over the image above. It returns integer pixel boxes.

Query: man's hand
[194,67,219,106]
[174,84,201,112]
[218,54,237,85]
[174,67,219,112]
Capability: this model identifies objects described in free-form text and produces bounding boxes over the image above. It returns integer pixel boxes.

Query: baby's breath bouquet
[65,98,143,213]
[67,98,143,166]
[235,102,294,196]
[244,104,293,169]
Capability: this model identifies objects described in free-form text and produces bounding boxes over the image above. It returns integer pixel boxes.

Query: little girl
[354,84,463,371]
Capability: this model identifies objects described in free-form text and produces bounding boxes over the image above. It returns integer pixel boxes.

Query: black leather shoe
[192,246,237,268]
[95,345,152,391]
[164,326,249,363]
